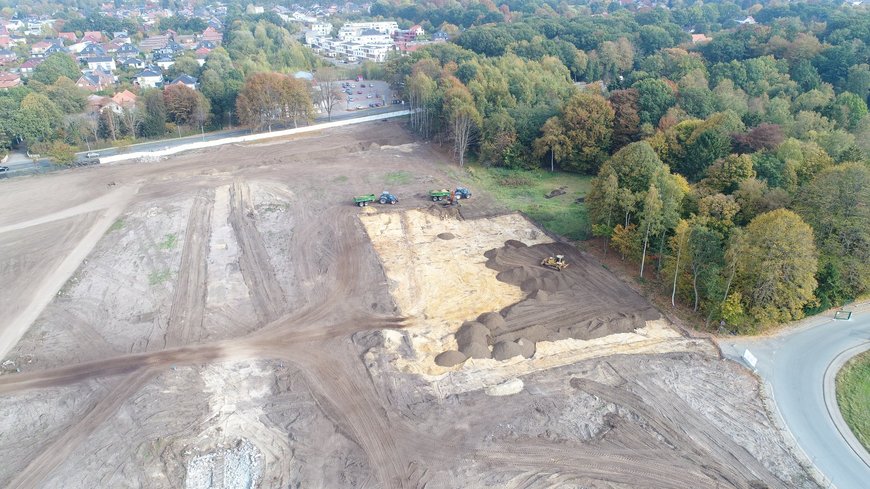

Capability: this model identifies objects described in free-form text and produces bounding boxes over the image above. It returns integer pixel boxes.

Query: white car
[86,152,100,159]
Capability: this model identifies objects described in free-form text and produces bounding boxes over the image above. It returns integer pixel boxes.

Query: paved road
[720,310,870,489]
[0,104,406,178]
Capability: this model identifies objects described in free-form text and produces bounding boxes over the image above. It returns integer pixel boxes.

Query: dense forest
[382,1,869,332]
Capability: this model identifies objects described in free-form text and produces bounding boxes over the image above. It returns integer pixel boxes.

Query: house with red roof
[58,32,77,43]
[82,31,104,43]
[19,57,44,76]
[31,40,53,55]
[112,89,137,108]
[201,26,222,44]
[0,71,21,90]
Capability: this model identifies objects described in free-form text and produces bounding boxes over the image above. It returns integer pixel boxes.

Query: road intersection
[721,309,870,489]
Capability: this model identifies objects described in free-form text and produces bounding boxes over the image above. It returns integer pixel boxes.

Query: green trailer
[353,194,376,207]
[429,189,450,201]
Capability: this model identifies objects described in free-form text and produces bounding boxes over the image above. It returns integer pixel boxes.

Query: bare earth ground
[0,122,819,489]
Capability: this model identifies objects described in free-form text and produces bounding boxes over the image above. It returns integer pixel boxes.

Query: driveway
[720,309,870,489]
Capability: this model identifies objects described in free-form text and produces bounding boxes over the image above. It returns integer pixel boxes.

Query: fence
[100,110,411,165]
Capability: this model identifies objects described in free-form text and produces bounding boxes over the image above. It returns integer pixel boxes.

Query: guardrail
[100,110,411,165]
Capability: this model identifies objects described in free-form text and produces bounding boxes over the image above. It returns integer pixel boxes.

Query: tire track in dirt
[164,191,213,348]
[228,181,287,324]
[571,376,788,488]
[6,368,156,489]
[292,340,411,489]
[477,442,719,488]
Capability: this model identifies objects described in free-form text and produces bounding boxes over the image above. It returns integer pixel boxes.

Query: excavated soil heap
[434,350,468,367]
[443,240,660,362]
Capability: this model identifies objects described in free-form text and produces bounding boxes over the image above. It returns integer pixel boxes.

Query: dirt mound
[443,241,661,362]
[437,232,455,240]
[544,187,567,199]
[426,204,462,221]
[456,321,490,350]
[479,312,505,331]
[461,341,491,359]
[434,350,467,367]
[515,337,535,358]
[492,341,523,361]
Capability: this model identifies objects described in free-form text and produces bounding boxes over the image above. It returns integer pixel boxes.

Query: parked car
[86,152,100,159]
[0,165,8,173]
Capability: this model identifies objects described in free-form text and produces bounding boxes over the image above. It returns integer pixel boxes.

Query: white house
[338,21,398,40]
[169,74,197,90]
[311,22,332,36]
[87,56,116,72]
[135,68,163,88]
[155,56,175,70]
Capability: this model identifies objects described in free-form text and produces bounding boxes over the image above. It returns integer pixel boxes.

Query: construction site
[0,121,821,489]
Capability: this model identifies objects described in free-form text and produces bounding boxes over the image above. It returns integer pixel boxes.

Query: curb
[823,342,870,469]
[757,375,832,488]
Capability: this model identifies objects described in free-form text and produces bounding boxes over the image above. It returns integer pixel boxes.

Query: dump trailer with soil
[354,194,376,207]
[429,189,450,201]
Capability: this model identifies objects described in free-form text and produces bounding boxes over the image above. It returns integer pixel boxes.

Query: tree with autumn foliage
[443,76,481,168]
[236,73,314,131]
[163,84,207,127]
[548,91,614,174]
[731,209,818,328]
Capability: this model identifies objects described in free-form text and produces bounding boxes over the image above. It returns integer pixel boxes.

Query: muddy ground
[0,121,818,488]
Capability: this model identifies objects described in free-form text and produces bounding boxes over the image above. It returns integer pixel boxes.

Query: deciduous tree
[31,54,81,86]
[732,209,818,326]
[795,163,870,306]
[558,92,614,174]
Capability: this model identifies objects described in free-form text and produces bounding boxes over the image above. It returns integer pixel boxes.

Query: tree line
[383,1,869,332]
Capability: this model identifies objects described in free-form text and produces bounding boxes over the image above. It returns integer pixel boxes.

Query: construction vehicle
[541,254,568,271]
[454,187,472,199]
[429,189,451,201]
[430,187,472,202]
[378,191,399,204]
[353,194,376,207]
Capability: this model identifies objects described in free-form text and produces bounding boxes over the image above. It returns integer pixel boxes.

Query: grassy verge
[469,166,592,240]
[836,349,870,452]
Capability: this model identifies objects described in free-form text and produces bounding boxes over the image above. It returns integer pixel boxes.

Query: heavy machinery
[454,187,472,199]
[378,191,399,204]
[353,194,376,207]
[541,254,568,271]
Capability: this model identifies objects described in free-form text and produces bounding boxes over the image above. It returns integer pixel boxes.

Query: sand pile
[438,240,661,363]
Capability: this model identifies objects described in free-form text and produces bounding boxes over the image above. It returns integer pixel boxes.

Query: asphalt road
[1,101,405,178]
[720,310,870,489]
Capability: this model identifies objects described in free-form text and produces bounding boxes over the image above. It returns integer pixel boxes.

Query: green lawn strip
[469,166,591,240]
[836,350,870,453]
[384,170,413,185]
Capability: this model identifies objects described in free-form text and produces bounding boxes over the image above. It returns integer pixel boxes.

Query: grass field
[469,166,592,240]
[836,350,870,453]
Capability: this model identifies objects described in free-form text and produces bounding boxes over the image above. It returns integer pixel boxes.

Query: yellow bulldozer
[541,254,568,271]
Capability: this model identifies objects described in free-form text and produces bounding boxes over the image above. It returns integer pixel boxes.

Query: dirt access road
[0,121,819,488]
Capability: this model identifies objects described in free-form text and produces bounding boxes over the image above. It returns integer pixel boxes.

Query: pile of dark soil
[437,240,660,364]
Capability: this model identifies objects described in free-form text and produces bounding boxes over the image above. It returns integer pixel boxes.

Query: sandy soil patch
[362,210,714,391]
[360,210,551,359]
